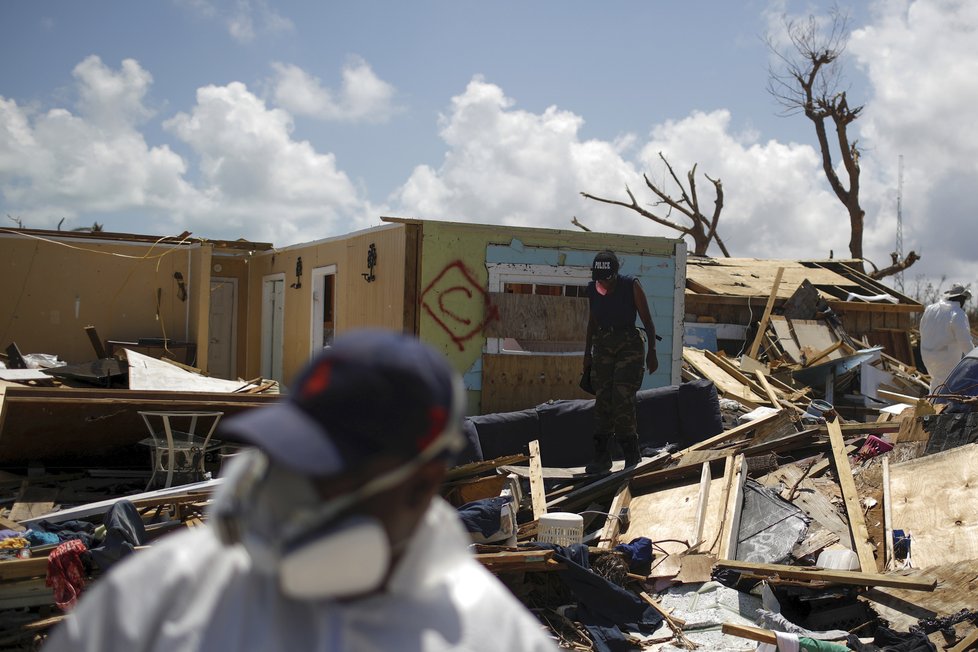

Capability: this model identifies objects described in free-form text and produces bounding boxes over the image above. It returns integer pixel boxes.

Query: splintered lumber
[882,458,894,570]
[948,628,978,652]
[827,417,877,572]
[719,455,747,560]
[445,454,528,482]
[748,266,784,359]
[715,559,936,591]
[639,591,688,630]
[721,623,779,645]
[693,462,712,547]
[545,453,669,513]
[84,325,108,359]
[474,549,563,573]
[683,349,766,406]
[679,408,785,455]
[596,482,631,549]
[528,440,547,521]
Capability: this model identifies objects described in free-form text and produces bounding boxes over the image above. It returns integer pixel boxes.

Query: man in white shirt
[45,330,558,652]
[920,284,975,393]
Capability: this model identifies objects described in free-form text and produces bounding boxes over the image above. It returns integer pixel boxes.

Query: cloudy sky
[1,0,975,293]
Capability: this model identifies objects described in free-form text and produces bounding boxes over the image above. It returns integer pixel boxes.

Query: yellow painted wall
[243,224,408,383]
[0,233,213,365]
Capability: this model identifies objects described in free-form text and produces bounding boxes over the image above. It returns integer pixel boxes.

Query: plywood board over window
[888,443,978,569]
[481,353,589,414]
[485,292,588,343]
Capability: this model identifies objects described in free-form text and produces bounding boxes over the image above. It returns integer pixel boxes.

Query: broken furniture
[137,411,224,489]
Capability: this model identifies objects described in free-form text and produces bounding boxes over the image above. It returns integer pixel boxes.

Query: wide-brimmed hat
[944,284,972,301]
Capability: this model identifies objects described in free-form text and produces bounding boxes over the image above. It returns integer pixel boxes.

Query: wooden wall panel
[889,444,978,568]
[484,293,587,341]
[481,353,590,414]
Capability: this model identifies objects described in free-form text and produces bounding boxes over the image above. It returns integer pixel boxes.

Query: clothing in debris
[24,529,60,546]
[584,252,658,474]
[87,499,146,572]
[534,542,663,652]
[456,496,513,540]
[920,295,974,393]
[45,497,557,652]
[46,538,90,611]
[32,519,97,548]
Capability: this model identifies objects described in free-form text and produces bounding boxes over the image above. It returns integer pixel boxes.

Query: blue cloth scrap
[24,529,60,546]
[456,496,513,538]
[32,519,96,548]
[0,529,22,541]
[614,537,654,575]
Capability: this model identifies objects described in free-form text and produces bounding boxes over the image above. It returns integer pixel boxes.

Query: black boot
[585,434,613,474]
[618,434,641,467]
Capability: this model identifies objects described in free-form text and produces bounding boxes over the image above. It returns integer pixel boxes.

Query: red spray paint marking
[420,260,499,351]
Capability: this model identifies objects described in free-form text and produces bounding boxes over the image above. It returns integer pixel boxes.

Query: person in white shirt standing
[45,329,558,652]
[920,284,975,394]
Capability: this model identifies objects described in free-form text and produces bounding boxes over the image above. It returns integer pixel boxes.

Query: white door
[261,275,285,382]
[207,278,237,379]
[311,265,337,353]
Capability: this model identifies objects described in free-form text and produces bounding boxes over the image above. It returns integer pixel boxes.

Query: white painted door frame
[261,273,286,382]
[310,264,338,355]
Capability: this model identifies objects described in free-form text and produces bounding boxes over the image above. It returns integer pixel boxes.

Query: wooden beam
[748,266,784,359]
[827,417,877,573]
[528,440,547,521]
[718,558,937,591]
[948,628,978,652]
[693,462,712,547]
[596,482,631,549]
[84,326,108,359]
[804,340,844,367]
[721,623,778,645]
[753,369,781,408]
[679,409,784,455]
[720,455,747,561]
[882,458,893,571]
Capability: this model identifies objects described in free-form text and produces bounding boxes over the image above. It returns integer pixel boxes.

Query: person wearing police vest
[45,330,559,652]
[582,251,658,474]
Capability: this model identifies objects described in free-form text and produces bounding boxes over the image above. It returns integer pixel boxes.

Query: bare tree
[767,8,918,279]
[581,152,730,256]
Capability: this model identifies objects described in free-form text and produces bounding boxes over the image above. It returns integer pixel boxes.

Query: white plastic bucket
[816,547,859,570]
[537,512,584,547]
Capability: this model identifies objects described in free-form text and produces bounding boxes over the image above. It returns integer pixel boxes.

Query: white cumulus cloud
[271,58,398,123]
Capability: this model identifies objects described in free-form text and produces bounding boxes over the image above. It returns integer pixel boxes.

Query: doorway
[261,274,285,382]
[311,265,337,353]
[207,277,237,379]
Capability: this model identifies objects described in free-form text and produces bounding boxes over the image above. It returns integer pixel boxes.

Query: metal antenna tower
[895,154,905,293]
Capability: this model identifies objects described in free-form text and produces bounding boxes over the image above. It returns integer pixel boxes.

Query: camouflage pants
[590,327,644,444]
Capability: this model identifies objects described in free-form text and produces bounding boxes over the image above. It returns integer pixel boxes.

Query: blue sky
[1,1,976,292]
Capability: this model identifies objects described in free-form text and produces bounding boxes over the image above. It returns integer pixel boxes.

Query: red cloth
[46,538,88,611]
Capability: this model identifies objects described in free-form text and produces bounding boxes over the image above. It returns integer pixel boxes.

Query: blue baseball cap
[220,329,465,476]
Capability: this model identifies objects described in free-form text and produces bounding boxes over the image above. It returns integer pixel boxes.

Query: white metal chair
[138,411,224,489]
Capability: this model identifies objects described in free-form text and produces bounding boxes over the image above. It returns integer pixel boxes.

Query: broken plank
[693,462,712,547]
[528,440,547,521]
[716,559,936,591]
[720,454,747,560]
[683,348,765,406]
[474,549,563,573]
[748,266,784,359]
[596,482,631,549]
[679,409,785,455]
[827,417,877,573]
